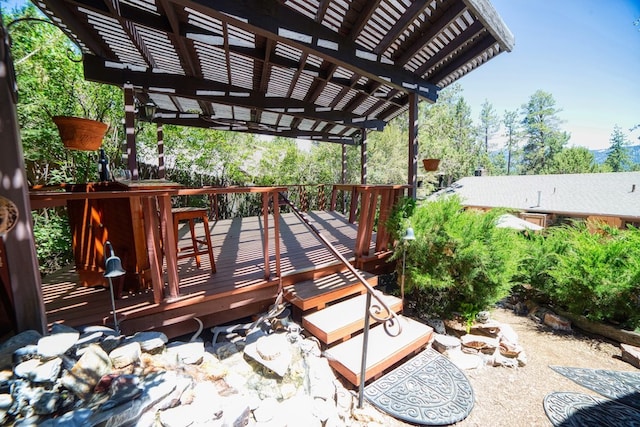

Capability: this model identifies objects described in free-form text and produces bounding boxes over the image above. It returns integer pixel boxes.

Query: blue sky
[458,0,640,150]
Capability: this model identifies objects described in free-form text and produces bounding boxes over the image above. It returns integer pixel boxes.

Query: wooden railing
[29,184,286,304]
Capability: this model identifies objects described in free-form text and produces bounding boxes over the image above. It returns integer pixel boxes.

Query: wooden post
[408,93,418,199]
[0,25,47,333]
[157,123,165,179]
[360,129,367,185]
[341,144,347,212]
[124,84,139,180]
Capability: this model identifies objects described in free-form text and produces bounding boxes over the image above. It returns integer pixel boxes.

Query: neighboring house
[431,172,640,229]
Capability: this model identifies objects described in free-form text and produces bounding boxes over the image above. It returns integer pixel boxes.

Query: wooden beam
[83,55,386,129]
[394,1,468,66]
[157,123,165,179]
[0,32,46,334]
[427,33,498,84]
[184,0,439,101]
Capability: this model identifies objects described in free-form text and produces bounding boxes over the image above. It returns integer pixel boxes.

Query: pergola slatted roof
[34,0,513,144]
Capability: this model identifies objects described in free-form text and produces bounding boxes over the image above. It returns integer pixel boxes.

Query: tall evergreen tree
[520,90,569,174]
[503,109,520,175]
[477,99,500,154]
[605,125,631,172]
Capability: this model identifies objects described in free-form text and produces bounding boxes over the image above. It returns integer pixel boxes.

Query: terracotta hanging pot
[53,116,108,151]
[422,158,440,172]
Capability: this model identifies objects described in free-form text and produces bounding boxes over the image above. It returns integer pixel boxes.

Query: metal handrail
[279,192,402,407]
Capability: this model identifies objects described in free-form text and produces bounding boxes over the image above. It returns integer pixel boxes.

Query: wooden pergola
[0,0,513,333]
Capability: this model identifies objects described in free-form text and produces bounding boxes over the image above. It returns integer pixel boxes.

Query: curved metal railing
[279,192,402,407]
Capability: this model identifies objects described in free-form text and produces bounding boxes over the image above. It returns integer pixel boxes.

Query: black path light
[103,241,125,334]
[401,228,415,313]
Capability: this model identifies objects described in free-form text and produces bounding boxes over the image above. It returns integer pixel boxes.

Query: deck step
[324,316,433,386]
[302,292,403,345]
[284,270,377,311]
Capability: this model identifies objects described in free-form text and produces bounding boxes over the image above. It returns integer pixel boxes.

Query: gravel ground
[375,308,638,427]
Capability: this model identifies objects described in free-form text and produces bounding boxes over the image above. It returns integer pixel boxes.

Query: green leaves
[400,197,521,322]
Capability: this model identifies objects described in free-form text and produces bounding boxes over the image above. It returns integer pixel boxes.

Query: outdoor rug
[549,366,640,410]
[364,347,474,425]
[544,392,640,427]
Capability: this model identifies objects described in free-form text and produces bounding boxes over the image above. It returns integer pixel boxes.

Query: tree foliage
[547,146,597,174]
[605,125,631,172]
[520,90,569,174]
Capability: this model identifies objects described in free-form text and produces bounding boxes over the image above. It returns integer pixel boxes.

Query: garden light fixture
[104,241,125,334]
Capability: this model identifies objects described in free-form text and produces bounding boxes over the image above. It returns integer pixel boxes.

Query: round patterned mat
[364,347,474,425]
[544,392,640,427]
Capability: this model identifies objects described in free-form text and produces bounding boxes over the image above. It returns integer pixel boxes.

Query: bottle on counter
[98,148,111,181]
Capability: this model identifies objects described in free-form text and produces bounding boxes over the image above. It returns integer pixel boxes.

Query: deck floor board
[42,211,376,331]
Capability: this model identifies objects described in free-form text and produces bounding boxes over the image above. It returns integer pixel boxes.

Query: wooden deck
[42,211,377,338]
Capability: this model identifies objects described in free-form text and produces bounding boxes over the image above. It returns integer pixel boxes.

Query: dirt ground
[378,307,638,427]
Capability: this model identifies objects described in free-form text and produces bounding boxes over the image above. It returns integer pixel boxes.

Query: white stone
[31,357,62,383]
[37,332,80,358]
[543,313,572,331]
[14,358,41,379]
[444,348,483,370]
[432,334,462,353]
[498,323,519,344]
[460,334,499,350]
[110,341,142,368]
[253,397,279,423]
[167,341,205,365]
[130,331,168,353]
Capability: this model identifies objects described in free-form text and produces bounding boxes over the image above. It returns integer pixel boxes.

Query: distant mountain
[591,145,640,165]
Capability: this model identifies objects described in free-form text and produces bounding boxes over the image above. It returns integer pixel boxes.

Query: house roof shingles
[435,172,640,220]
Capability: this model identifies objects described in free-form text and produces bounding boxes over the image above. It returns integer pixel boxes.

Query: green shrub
[32,209,73,275]
[399,197,523,322]
[542,223,640,328]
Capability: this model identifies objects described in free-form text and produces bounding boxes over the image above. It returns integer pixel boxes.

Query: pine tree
[605,125,631,172]
[520,90,569,174]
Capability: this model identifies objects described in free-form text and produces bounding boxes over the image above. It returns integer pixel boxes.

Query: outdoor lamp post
[104,241,125,334]
[143,102,157,121]
[401,228,415,312]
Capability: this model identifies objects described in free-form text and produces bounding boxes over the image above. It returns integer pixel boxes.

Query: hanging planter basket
[422,158,440,172]
[53,116,108,151]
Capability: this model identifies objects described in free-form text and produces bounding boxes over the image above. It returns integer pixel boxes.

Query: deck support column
[157,123,165,179]
[408,93,418,199]
[124,84,139,180]
[0,28,46,334]
[360,129,367,185]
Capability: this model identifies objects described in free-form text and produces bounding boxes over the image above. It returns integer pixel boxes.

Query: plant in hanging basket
[53,116,108,151]
[422,158,440,172]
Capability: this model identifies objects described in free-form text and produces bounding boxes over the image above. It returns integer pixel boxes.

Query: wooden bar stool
[171,207,216,271]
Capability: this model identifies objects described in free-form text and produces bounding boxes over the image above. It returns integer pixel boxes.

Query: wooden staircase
[284,269,433,386]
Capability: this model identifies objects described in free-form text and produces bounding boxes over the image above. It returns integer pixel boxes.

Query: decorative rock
[37,332,79,358]
[432,334,462,353]
[308,356,336,401]
[460,334,499,351]
[109,342,142,369]
[80,325,118,336]
[543,313,572,332]
[280,395,323,427]
[517,350,528,367]
[166,341,205,365]
[13,345,38,365]
[498,341,522,358]
[424,318,446,335]
[60,344,112,400]
[31,358,62,383]
[50,323,78,335]
[38,408,93,427]
[444,348,483,370]
[621,343,640,369]
[352,403,386,424]
[253,396,279,422]
[218,397,251,427]
[158,404,197,427]
[14,359,41,380]
[129,331,168,354]
[100,375,142,411]
[471,320,502,337]
[0,330,42,370]
[498,323,519,344]
[31,389,59,415]
[476,311,490,323]
[99,335,123,354]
